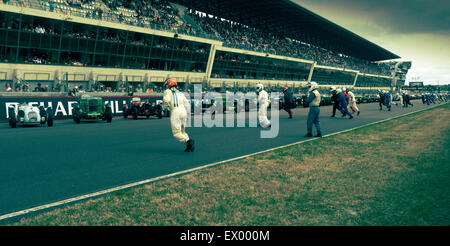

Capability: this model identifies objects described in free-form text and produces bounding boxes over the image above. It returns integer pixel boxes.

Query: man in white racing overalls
[256,83,271,128]
[163,78,195,152]
[346,88,360,116]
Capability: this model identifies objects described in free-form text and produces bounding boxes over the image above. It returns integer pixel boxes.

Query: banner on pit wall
[0,95,163,122]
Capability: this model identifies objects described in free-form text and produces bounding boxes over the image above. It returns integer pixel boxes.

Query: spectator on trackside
[3,83,14,92]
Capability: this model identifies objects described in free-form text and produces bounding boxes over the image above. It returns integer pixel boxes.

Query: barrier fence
[0,95,163,122]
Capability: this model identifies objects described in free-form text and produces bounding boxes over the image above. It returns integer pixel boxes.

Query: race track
[0,101,435,219]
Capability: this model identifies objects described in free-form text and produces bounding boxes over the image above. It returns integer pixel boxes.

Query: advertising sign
[0,95,163,122]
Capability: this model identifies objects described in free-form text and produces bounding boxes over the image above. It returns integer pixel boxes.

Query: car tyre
[47,108,54,127]
[133,107,138,120]
[73,109,81,124]
[9,115,17,128]
[106,107,113,123]
[39,106,47,124]
[157,105,163,119]
[8,108,17,128]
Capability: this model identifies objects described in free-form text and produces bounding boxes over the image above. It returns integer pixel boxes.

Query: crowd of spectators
[189,11,392,76]
[37,0,197,35]
[4,0,394,79]
[106,0,179,28]
[24,56,48,64]
[2,79,403,100]
[44,1,394,76]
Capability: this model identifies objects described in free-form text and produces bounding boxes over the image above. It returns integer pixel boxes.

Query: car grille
[28,112,38,122]
[88,99,98,112]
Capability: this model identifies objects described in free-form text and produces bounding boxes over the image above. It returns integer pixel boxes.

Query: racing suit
[163,88,191,143]
[283,89,294,118]
[378,92,385,110]
[384,92,392,111]
[343,91,350,105]
[398,93,404,107]
[347,91,359,114]
[305,89,322,136]
[331,90,339,117]
[258,89,271,127]
[338,92,353,118]
[404,93,413,107]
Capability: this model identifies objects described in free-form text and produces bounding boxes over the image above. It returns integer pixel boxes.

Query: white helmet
[256,83,264,92]
[336,88,342,93]
[343,87,347,92]
[307,81,318,91]
[330,86,336,91]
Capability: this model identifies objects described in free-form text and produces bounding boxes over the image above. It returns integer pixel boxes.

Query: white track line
[0,103,447,221]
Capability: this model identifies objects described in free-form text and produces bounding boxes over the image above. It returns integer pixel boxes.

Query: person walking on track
[304,82,322,137]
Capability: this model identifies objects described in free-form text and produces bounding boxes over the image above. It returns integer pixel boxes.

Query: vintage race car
[73,95,112,123]
[8,103,54,128]
[123,97,162,119]
[156,99,170,117]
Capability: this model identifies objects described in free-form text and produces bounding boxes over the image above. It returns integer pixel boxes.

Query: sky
[294,0,450,85]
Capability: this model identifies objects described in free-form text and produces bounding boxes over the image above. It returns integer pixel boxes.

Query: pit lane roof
[171,0,400,61]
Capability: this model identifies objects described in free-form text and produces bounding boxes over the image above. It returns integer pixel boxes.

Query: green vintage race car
[72,95,112,123]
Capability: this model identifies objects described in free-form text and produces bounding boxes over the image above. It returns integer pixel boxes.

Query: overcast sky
[294,0,449,85]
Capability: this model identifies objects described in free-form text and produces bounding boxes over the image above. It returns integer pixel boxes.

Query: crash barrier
[0,94,164,122]
[1,92,427,122]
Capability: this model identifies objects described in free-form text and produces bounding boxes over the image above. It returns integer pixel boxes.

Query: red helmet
[164,78,177,88]
[282,86,288,91]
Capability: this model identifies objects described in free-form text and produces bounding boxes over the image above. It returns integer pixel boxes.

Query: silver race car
[8,103,54,128]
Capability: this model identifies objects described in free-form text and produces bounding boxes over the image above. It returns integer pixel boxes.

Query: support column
[88,72,94,92]
[53,70,59,91]
[204,44,217,86]
[353,71,359,87]
[307,62,316,82]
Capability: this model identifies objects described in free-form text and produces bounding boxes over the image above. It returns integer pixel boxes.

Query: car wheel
[106,107,113,123]
[133,107,138,120]
[156,105,162,119]
[47,108,54,127]
[8,108,17,128]
[73,110,81,124]
[9,115,17,128]
[39,106,47,124]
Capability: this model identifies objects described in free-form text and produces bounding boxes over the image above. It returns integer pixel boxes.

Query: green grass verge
[7,103,450,226]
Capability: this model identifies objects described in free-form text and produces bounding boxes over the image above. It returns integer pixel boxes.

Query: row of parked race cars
[6,93,397,128]
[6,95,168,128]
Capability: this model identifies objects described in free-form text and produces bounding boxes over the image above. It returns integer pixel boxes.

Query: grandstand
[0,0,411,95]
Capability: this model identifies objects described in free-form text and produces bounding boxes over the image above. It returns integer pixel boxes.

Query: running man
[163,78,195,152]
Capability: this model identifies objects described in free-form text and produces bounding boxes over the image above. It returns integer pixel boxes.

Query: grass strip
[8,103,450,226]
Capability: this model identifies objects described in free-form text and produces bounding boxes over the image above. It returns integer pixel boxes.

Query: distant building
[409,82,424,87]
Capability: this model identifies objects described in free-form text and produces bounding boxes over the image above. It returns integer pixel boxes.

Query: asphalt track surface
[0,101,435,219]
